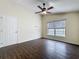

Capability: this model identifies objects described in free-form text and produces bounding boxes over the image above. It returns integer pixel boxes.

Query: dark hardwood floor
[0,39,79,59]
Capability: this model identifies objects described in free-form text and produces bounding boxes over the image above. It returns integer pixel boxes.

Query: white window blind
[47,20,65,37]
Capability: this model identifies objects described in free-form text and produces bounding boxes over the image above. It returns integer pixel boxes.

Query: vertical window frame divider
[53,21,56,36]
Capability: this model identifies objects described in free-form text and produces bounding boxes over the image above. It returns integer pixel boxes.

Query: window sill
[47,35,65,38]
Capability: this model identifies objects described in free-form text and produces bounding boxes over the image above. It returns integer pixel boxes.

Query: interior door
[0,16,18,48]
[5,16,18,46]
[0,16,5,48]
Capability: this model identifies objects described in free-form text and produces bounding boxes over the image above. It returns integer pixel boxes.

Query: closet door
[5,16,18,46]
[0,16,18,48]
[0,16,6,48]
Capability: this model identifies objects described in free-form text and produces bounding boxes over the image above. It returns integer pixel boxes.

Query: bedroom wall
[42,12,79,45]
[0,0,41,43]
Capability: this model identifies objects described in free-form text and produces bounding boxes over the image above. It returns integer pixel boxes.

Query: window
[47,20,65,37]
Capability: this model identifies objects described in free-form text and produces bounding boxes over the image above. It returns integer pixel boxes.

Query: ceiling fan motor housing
[42,8,46,11]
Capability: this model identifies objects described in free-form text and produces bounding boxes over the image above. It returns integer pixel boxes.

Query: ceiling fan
[35,3,54,14]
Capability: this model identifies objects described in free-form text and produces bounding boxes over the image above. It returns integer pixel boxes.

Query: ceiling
[10,0,79,14]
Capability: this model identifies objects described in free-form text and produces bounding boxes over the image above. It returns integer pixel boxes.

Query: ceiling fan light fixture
[42,11,47,14]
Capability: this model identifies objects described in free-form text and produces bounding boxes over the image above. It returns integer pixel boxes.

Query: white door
[0,16,18,48]
[0,16,5,47]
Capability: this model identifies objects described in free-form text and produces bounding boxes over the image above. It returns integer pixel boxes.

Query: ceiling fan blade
[35,11,42,14]
[37,6,43,10]
[47,6,54,10]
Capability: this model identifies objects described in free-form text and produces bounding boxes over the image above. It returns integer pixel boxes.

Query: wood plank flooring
[0,39,79,59]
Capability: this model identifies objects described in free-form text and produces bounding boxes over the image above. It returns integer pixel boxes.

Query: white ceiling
[10,0,79,13]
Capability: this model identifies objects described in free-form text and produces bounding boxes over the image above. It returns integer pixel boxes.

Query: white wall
[42,12,79,45]
[0,0,41,43]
